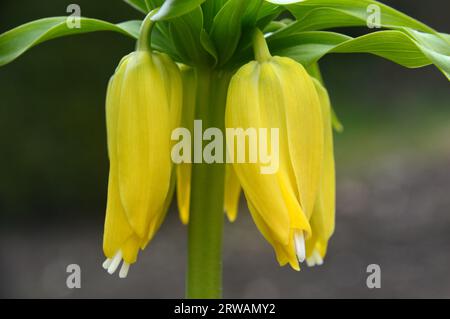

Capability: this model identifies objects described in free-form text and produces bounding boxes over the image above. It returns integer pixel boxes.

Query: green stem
[136,9,159,51]
[187,68,232,299]
[252,28,272,62]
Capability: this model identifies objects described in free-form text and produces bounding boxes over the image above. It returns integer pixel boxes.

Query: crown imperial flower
[102,17,182,277]
[225,30,330,270]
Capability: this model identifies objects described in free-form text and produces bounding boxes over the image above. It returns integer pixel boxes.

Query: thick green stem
[252,29,272,62]
[136,9,158,51]
[187,68,232,299]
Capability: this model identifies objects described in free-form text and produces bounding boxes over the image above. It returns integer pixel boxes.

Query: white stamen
[102,258,112,270]
[119,262,130,279]
[313,250,323,266]
[306,257,315,267]
[294,231,306,263]
[107,250,123,274]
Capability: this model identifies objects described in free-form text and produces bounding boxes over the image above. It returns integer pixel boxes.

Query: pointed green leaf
[210,0,251,65]
[0,17,141,67]
[123,0,149,14]
[256,1,284,29]
[270,0,440,38]
[169,7,215,65]
[152,0,206,21]
[202,0,228,32]
[268,30,450,80]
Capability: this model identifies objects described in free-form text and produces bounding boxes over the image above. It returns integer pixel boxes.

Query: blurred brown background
[0,0,449,298]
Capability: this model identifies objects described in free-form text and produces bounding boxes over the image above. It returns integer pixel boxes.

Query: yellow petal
[121,234,142,264]
[115,52,176,238]
[103,170,141,264]
[104,54,143,264]
[306,79,336,260]
[105,53,130,161]
[153,53,183,131]
[246,198,300,271]
[176,66,197,224]
[177,163,191,225]
[226,61,291,245]
[272,56,324,220]
[146,166,177,244]
[224,164,241,222]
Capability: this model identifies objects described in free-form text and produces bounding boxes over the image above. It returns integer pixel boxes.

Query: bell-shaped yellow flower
[102,49,182,278]
[225,30,324,270]
[306,79,336,267]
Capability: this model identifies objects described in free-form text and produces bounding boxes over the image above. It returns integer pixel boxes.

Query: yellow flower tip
[176,164,191,225]
[179,208,189,225]
[225,209,238,223]
[306,250,324,268]
[288,260,301,272]
[224,165,241,223]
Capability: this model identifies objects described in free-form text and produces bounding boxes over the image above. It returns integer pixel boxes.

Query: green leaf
[268,31,351,64]
[264,21,289,33]
[0,17,141,67]
[169,7,215,65]
[123,0,149,14]
[270,0,440,38]
[200,29,218,65]
[146,0,164,9]
[152,0,206,21]
[256,1,284,29]
[149,23,180,59]
[268,30,450,80]
[242,0,265,27]
[201,0,228,32]
[210,0,251,66]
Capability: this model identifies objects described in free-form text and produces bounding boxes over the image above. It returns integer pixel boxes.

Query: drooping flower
[102,48,182,278]
[225,30,324,270]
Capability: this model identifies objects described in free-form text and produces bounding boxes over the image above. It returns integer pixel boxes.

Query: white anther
[294,231,306,263]
[306,257,315,267]
[119,262,130,279]
[107,250,123,274]
[306,250,324,267]
[313,250,323,266]
[102,258,112,270]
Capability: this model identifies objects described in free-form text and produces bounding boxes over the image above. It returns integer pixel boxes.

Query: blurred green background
[0,0,449,298]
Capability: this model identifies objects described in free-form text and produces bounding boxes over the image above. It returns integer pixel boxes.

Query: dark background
[0,0,449,298]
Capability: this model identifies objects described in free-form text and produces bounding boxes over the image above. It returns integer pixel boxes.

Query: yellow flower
[306,79,336,267]
[102,50,182,278]
[225,30,324,270]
